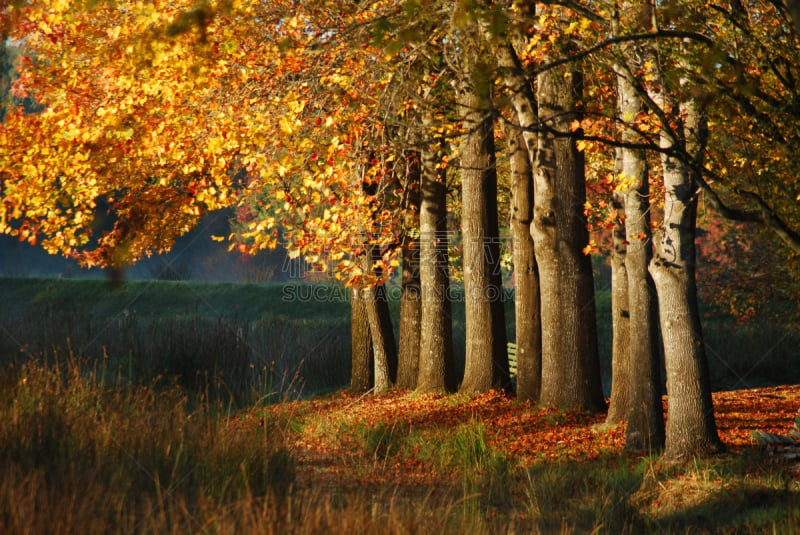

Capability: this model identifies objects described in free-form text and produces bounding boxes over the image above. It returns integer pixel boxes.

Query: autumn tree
[1,0,259,265]
[639,0,800,459]
[648,47,724,460]
[522,5,606,409]
[491,1,543,403]
[374,1,506,394]
[396,148,422,390]
[607,2,665,451]
[454,31,510,393]
[605,148,631,425]
[580,0,800,460]
[0,1,412,396]
[416,127,457,393]
[351,285,375,393]
[364,5,464,393]
[568,0,722,458]
[504,117,541,402]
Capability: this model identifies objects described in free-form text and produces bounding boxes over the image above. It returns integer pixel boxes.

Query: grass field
[0,277,353,401]
[0,277,797,398]
[0,276,798,533]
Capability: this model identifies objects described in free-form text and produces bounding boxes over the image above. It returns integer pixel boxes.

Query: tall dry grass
[0,354,294,534]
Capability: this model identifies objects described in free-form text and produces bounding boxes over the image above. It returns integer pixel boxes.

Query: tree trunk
[506,120,541,402]
[646,45,724,462]
[497,37,603,409]
[626,173,665,452]
[416,135,456,393]
[534,60,605,411]
[606,150,631,425]
[456,76,509,394]
[397,151,422,390]
[613,31,665,450]
[350,284,373,393]
[363,281,397,394]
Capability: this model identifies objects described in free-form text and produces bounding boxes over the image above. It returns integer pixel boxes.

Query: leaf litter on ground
[265,384,800,496]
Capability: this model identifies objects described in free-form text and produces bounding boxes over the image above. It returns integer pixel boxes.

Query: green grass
[1,275,798,404]
[0,277,348,322]
[0,277,352,401]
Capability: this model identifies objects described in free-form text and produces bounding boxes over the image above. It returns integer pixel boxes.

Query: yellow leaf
[279,117,293,134]
[565,21,579,35]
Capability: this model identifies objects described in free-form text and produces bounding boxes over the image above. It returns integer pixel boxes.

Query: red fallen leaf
[267,385,800,492]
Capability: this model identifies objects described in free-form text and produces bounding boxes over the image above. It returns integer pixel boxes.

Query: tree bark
[612,26,666,450]
[606,150,631,425]
[350,284,373,393]
[497,37,603,409]
[646,44,724,462]
[506,120,541,402]
[416,134,457,393]
[534,60,605,411]
[456,74,510,394]
[622,136,665,452]
[363,279,397,394]
[397,151,422,390]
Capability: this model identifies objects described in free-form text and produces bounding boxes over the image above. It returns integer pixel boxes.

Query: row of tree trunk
[351,2,725,464]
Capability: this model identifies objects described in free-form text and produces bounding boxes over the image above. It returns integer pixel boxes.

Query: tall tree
[611,4,665,451]
[532,10,605,410]
[416,130,457,393]
[605,150,631,425]
[494,5,604,409]
[505,118,541,402]
[363,277,398,393]
[645,35,724,461]
[351,285,374,393]
[360,159,399,394]
[455,56,510,393]
[396,150,423,390]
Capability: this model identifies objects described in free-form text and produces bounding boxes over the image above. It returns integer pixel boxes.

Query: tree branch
[528,30,714,77]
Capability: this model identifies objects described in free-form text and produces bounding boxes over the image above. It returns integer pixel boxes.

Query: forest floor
[264,384,800,533]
